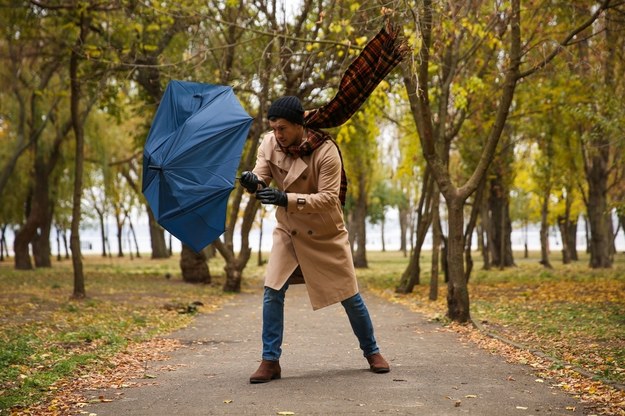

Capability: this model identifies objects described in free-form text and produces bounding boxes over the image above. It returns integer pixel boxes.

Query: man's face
[269,118,303,148]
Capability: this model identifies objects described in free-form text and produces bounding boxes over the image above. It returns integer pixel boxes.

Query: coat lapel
[283,157,308,190]
[265,142,308,191]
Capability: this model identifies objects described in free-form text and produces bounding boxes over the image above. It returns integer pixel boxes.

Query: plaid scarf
[282,21,408,207]
[280,129,348,206]
[305,21,408,129]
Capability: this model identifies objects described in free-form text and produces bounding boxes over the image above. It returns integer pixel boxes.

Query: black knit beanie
[267,96,304,125]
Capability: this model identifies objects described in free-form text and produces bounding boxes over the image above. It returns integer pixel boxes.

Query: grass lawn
[0,249,623,414]
[0,254,258,413]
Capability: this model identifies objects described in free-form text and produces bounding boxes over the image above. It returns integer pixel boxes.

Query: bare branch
[518,0,613,79]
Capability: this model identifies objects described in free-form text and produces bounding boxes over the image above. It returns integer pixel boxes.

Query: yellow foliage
[145,23,160,32]
[355,36,368,46]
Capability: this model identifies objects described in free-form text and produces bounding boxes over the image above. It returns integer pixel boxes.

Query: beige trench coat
[253,131,358,310]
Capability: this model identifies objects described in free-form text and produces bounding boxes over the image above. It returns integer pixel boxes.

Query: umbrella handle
[235,177,267,189]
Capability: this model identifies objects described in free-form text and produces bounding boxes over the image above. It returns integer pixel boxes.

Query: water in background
[3,208,624,256]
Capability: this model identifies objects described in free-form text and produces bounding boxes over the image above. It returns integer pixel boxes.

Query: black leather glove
[256,187,288,207]
[240,171,260,193]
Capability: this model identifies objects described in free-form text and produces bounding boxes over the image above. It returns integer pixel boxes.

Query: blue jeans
[261,284,380,361]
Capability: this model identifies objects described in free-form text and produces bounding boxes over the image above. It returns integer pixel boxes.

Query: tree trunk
[69,15,87,299]
[561,218,579,262]
[258,208,265,266]
[488,169,514,268]
[380,217,386,252]
[61,228,70,259]
[216,193,257,292]
[557,215,571,264]
[97,208,107,257]
[464,178,485,282]
[398,206,409,257]
[1,225,8,261]
[584,7,616,269]
[396,171,435,293]
[539,189,552,268]
[586,166,612,267]
[14,159,48,270]
[352,176,368,268]
[127,217,141,258]
[222,260,244,292]
[33,205,53,268]
[55,227,61,261]
[14,142,58,269]
[147,206,169,258]
[446,197,470,323]
[618,214,625,253]
[429,194,441,301]
[479,182,491,270]
[180,244,210,283]
[567,220,579,260]
[557,190,577,264]
[523,221,529,259]
[14,221,34,270]
[115,214,124,257]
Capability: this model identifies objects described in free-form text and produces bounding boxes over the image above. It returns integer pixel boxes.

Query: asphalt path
[84,285,591,415]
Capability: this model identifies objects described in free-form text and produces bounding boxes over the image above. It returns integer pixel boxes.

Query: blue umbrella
[142,80,253,252]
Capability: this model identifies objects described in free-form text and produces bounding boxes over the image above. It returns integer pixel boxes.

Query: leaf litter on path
[15,337,182,416]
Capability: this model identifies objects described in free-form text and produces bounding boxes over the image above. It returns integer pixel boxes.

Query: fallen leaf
[516,406,528,410]
[277,412,295,415]
[454,400,462,407]
[223,400,233,404]
[465,394,478,398]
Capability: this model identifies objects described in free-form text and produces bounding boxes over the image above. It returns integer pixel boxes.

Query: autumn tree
[574,6,624,268]
[337,90,388,267]
[400,0,614,322]
[1,5,71,269]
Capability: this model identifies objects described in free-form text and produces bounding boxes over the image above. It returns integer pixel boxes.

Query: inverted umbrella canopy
[142,80,253,252]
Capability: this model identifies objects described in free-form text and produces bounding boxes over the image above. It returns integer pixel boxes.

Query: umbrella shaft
[148,165,163,171]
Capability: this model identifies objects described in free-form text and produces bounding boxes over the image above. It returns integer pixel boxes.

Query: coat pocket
[308,211,340,237]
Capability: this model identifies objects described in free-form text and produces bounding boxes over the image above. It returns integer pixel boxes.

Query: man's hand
[256,187,288,207]
[240,171,260,193]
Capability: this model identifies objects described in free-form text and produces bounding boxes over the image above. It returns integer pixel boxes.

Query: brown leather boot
[366,353,390,373]
[249,360,281,383]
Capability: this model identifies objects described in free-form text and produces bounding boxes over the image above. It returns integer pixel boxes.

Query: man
[240,95,390,384]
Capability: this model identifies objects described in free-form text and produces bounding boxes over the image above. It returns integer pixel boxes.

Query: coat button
[307,230,313,235]
[291,230,297,236]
